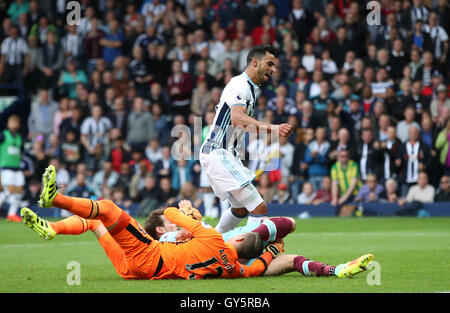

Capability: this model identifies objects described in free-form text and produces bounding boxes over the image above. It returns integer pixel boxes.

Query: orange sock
[50,216,102,235]
[52,194,121,229]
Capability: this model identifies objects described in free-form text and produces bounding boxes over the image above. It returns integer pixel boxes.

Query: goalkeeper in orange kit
[22,166,374,279]
[23,165,276,280]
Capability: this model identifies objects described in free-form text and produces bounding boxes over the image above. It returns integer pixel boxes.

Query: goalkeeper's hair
[235,232,264,260]
[143,208,165,239]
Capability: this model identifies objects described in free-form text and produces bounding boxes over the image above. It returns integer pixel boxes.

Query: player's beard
[257,64,270,85]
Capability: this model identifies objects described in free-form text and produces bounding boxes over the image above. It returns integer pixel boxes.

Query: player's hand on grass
[266,239,285,258]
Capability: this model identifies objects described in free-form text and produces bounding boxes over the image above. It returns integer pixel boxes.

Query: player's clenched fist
[277,123,293,137]
[178,199,202,220]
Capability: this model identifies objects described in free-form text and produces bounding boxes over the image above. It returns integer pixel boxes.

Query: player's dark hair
[246,45,280,66]
[143,208,165,239]
[235,232,264,260]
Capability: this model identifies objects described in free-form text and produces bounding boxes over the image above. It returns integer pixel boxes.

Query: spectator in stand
[108,136,131,174]
[126,97,157,151]
[327,127,357,167]
[304,126,330,190]
[380,125,403,182]
[324,2,344,33]
[66,172,97,199]
[330,148,362,210]
[424,11,448,71]
[107,96,128,139]
[256,172,276,204]
[111,185,133,211]
[357,128,384,182]
[167,59,193,119]
[312,176,332,205]
[58,58,88,99]
[170,158,197,192]
[430,84,450,123]
[272,182,292,204]
[115,162,133,194]
[354,173,385,204]
[296,100,321,129]
[155,175,178,207]
[396,105,421,143]
[60,129,82,173]
[129,45,153,98]
[297,181,316,205]
[396,125,433,195]
[37,31,63,90]
[59,106,83,142]
[330,26,351,69]
[379,178,401,204]
[28,89,59,145]
[310,80,337,121]
[91,160,119,198]
[0,25,29,85]
[397,171,435,216]
[288,0,316,46]
[80,104,112,171]
[100,19,124,66]
[145,138,163,165]
[84,18,105,75]
[434,175,450,201]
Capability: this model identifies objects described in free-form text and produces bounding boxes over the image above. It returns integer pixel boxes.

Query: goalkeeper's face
[160,216,178,233]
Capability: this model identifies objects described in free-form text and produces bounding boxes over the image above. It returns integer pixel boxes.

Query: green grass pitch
[1,216,449,293]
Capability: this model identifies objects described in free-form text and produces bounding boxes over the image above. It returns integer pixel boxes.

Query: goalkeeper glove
[266,241,285,257]
[179,206,202,221]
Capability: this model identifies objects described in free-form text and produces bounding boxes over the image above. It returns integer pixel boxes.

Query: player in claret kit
[21,166,374,279]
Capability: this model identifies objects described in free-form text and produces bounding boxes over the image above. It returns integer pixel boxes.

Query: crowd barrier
[12,201,450,219]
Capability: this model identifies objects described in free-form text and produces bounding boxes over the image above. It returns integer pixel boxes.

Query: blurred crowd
[1,0,450,219]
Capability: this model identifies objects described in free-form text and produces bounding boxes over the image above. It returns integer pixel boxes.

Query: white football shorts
[1,169,25,187]
[200,148,263,212]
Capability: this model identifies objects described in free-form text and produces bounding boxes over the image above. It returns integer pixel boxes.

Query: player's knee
[96,199,122,216]
[287,217,296,233]
[251,201,267,215]
[231,207,249,218]
[97,199,113,209]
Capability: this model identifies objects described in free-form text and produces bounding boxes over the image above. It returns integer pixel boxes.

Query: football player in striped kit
[199,45,293,233]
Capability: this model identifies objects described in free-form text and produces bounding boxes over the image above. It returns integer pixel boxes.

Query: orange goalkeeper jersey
[153,207,273,280]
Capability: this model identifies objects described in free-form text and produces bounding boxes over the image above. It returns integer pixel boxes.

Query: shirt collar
[244,71,260,88]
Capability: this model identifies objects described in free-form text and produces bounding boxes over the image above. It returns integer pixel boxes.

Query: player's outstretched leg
[292,253,374,278]
[38,165,122,228]
[21,207,56,240]
[335,253,375,278]
[21,207,102,239]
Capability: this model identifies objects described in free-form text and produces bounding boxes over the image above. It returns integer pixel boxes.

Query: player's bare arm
[230,105,293,137]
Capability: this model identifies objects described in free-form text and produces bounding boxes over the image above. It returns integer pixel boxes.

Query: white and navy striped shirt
[424,25,449,59]
[202,72,261,159]
[62,33,82,57]
[1,37,28,65]
[80,116,112,147]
